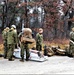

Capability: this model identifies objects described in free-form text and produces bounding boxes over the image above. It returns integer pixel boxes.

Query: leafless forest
[0,0,74,43]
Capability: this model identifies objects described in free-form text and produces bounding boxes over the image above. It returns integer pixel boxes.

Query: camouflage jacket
[7,29,18,44]
[36,33,43,45]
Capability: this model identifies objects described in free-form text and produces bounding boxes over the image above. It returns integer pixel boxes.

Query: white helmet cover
[11,25,16,29]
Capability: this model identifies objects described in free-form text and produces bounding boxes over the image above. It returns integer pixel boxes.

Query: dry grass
[0,39,70,54]
[44,39,69,49]
[0,44,4,54]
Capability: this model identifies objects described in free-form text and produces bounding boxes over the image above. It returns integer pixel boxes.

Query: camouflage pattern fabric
[36,33,43,51]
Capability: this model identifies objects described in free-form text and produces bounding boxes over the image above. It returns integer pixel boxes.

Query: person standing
[11,25,18,49]
[2,27,9,59]
[36,28,43,51]
[7,26,18,61]
[20,28,35,62]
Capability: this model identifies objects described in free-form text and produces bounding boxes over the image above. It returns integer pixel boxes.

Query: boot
[20,57,24,62]
[20,59,24,62]
[8,58,14,61]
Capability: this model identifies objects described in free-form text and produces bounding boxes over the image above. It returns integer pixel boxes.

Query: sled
[13,48,48,62]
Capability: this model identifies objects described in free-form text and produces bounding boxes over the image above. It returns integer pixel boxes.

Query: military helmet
[11,25,16,29]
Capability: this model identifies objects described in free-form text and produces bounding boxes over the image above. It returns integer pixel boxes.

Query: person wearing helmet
[7,26,18,61]
[2,27,9,59]
[11,25,18,48]
[36,28,43,51]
